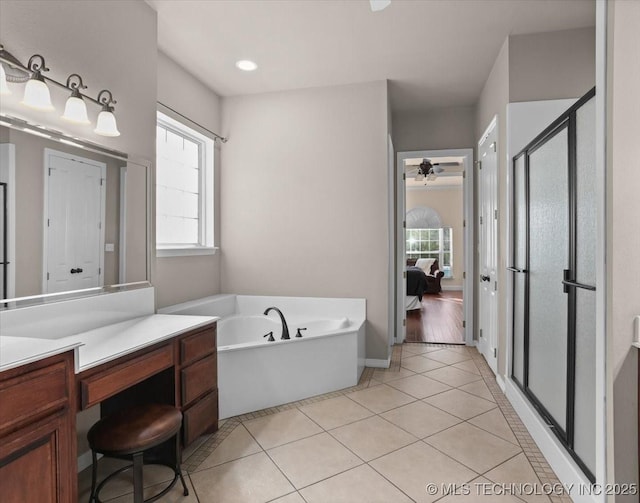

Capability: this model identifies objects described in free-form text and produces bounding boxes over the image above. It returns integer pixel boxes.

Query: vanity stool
[87,403,189,503]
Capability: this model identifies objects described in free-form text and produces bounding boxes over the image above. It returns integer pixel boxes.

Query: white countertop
[0,314,218,373]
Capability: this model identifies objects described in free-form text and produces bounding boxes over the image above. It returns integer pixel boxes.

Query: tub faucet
[263,307,290,340]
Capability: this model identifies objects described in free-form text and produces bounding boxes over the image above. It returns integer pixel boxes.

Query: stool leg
[175,435,189,496]
[132,452,144,503]
[88,450,98,503]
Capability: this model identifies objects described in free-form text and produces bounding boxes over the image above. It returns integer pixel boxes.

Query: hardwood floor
[406,290,464,344]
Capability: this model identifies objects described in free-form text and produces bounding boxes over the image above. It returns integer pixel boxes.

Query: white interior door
[45,150,106,293]
[478,119,498,373]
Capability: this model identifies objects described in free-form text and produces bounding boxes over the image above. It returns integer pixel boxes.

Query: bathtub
[159,294,366,418]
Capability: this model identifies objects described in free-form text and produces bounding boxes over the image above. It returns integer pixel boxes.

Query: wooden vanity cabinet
[0,351,76,503]
[178,324,218,445]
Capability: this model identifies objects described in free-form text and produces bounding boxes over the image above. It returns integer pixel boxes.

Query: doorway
[395,148,474,346]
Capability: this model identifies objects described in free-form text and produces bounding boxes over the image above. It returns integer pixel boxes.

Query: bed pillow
[415,258,436,275]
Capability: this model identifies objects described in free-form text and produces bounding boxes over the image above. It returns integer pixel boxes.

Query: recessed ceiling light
[235,60,258,72]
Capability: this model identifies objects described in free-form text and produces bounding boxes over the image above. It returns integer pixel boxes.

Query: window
[156,111,215,256]
[406,228,453,278]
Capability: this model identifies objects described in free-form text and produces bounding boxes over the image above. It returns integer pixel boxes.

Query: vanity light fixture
[235,60,258,71]
[94,90,120,137]
[0,44,121,137]
[61,74,90,124]
[0,64,10,95]
[21,55,55,111]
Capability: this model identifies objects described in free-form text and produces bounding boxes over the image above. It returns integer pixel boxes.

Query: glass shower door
[527,123,570,435]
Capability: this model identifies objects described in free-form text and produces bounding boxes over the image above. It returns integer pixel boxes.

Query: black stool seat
[87,403,188,503]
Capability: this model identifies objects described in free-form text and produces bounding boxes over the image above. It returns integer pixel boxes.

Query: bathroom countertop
[0,314,218,374]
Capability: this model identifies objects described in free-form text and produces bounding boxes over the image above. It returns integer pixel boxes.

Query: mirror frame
[0,113,152,309]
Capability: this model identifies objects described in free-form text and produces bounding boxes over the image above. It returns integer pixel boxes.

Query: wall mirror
[0,115,150,309]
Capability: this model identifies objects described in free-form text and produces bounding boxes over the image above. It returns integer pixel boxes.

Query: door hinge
[463,219,466,227]
[480,216,483,225]
[403,318,406,327]
[100,178,104,186]
[480,328,483,338]
[403,271,406,279]
[98,222,102,229]
[47,219,50,227]
[403,173,406,181]
[403,220,406,229]
[494,281,498,291]
[478,161,482,170]
[99,267,101,275]
[491,142,496,152]
[47,272,49,280]
[48,168,52,176]
[463,171,466,179]
[493,347,497,357]
[462,320,466,328]
[463,271,466,279]
[494,209,498,220]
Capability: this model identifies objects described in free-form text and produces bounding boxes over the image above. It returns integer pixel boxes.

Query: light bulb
[21,77,54,111]
[94,110,120,137]
[61,95,90,124]
[0,65,11,96]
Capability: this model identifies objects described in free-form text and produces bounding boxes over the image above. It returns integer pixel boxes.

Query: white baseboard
[495,374,506,392]
[505,379,597,503]
[365,356,391,368]
[441,285,463,291]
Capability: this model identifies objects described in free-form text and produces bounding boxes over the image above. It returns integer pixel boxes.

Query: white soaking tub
[160,294,366,418]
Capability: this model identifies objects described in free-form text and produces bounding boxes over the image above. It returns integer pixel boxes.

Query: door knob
[70,268,79,274]
[480,275,491,282]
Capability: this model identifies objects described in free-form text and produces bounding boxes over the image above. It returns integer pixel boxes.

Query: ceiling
[147,0,595,113]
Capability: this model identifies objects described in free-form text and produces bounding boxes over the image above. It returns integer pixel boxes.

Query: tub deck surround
[160,294,366,419]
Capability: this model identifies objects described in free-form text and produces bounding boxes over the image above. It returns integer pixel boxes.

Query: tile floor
[78,344,573,502]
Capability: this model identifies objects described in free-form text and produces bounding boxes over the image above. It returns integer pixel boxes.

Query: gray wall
[220,81,391,360]
[607,0,640,498]
[509,27,596,103]
[392,106,475,153]
[155,51,223,308]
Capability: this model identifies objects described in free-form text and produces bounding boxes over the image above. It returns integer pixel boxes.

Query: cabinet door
[0,412,75,503]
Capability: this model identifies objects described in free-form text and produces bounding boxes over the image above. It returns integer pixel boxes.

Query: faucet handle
[295,328,307,338]
[263,331,275,342]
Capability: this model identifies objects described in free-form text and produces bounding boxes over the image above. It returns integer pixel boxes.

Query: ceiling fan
[412,159,460,182]
[370,0,391,12]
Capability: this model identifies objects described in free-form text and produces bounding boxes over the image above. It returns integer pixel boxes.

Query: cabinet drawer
[180,327,216,366]
[80,345,174,410]
[0,361,69,434]
[183,391,218,446]
[181,354,216,406]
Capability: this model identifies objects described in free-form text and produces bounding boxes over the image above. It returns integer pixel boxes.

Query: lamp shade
[0,64,11,96]
[21,77,54,111]
[94,110,120,137]
[61,95,90,124]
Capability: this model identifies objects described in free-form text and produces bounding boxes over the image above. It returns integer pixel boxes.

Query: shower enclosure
[510,88,596,481]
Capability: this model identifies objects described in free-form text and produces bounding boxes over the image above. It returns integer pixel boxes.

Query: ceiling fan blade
[370,0,391,12]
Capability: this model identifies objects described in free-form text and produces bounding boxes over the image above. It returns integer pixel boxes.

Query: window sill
[156,246,219,258]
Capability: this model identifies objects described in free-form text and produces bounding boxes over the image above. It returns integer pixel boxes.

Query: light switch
[105,243,115,252]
